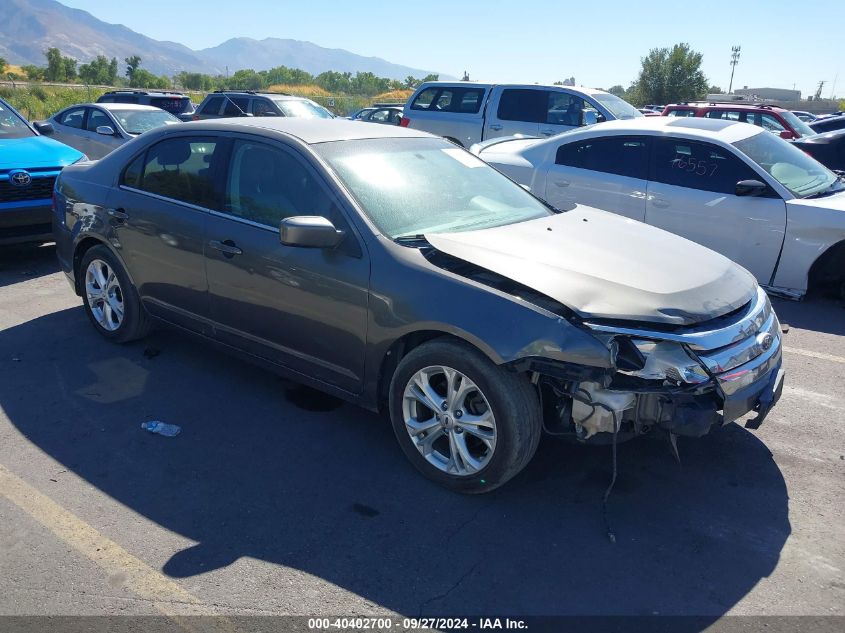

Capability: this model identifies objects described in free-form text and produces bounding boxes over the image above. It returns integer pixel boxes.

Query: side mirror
[96,125,116,136]
[280,216,344,248]
[735,179,770,197]
[779,130,793,140]
[582,110,598,126]
[34,121,54,135]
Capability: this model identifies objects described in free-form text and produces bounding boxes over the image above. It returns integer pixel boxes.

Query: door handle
[554,180,570,188]
[540,129,555,136]
[107,208,128,220]
[651,198,670,209]
[209,239,243,257]
[489,124,503,131]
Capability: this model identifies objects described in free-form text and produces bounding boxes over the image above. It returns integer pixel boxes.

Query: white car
[35,103,181,159]
[471,117,845,299]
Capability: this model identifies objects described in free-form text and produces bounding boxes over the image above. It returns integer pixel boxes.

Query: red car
[662,102,816,139]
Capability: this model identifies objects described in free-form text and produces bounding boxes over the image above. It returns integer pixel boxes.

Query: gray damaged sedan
[53,119,785,492]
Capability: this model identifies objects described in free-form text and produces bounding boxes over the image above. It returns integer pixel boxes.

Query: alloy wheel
[402,365,497,476]
[85,259,124,331]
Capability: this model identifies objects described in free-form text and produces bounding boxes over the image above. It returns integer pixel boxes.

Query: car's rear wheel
[389,339,541,493]
[80,245,150,342]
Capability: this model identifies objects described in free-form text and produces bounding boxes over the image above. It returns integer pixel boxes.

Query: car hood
[0,136,84,169]
[786,189,845,213]
[424,207,757,326]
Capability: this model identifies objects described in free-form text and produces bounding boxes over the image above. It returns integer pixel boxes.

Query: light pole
[728,46,741,94]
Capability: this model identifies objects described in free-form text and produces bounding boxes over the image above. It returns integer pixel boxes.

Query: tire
[388,339,541,493]
[79,245,150,343]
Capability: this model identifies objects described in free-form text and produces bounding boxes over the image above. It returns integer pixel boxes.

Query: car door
[107,134,223,332]
[204,137,369,393]
[50,106,89,154]
[544,135,649,221]
[485,88,544,139]
[645,137,787,284]
[83,107,125,159]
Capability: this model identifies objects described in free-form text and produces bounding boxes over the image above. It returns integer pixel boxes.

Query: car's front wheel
[389,339,541,493]
[80,245,150,343]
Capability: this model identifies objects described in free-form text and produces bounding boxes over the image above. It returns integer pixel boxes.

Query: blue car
[1,97,85,245]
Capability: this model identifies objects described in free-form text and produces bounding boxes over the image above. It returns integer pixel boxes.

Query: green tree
[607,84,626,98]
[0,58,7,74]
[630,43,708,106]
[421,73,439,83]
[21,65,45,81]
[315,70,352,93]
[708,84,724,94]
[78,55,118,85]
[124,55,142,82]
[130,68,169,89]
[229,69,264,90]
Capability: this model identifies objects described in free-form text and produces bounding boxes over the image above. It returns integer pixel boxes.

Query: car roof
[208,91,309,101]
[102,90,186,96]
[541,117,763,144]
[667,102,787,112]
[415,81,607,96]
[183,117,434,144]
[96,103,164,112]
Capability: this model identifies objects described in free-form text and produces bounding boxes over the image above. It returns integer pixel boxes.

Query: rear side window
[150,97,190,114]
[98,95,116,103]
[223,97,249,116]
[496,89,546,123]
[556,136,649,179]
[410,87,485,113]
[652,139,758,194]
[200,96,224,115]
[666,109,696,117]
[134,137,220,208]
[705,110,742,121]
[59,107,86,129]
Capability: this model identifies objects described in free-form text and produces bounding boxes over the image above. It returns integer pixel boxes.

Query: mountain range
[0,0,443,80]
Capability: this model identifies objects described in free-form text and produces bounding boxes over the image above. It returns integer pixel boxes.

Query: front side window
[546,93,591,126]
[274,99,333,119]
[496,89,546,123]
[0,101,36,139]
[223,97,250,116]
[368,109,391,122]
[590,92,642,120]
[200,96,224,115]
[316,137,553,239]
[86,109,113,133]
[251,99,277,116]
[733,131,842,198]
[652,138,758,195]
[136,137,220,208]
[59,107,86,129]
[779,110,815,137]
[556,136,648,179]
[761,114,786,133]
[225,140,339,227]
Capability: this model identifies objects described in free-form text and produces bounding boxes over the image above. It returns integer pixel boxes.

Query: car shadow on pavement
[771,295,845,337]
[0,307,791,624]
[0,243,60,289]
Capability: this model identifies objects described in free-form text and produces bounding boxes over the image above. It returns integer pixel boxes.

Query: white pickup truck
[400,82,642,147]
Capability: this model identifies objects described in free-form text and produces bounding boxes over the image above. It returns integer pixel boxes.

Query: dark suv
[97,90,194,121]
[662,102,815,139]
[192,91,334,120]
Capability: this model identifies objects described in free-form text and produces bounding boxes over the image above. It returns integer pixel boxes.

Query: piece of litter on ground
[140,421,181,437]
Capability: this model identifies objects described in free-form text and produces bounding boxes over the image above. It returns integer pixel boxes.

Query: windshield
[591,93,643,120]
[317,137,553,239]
[780,110,816,138]
[0,101,36,139]
[274,99,334,119]
[733,131,843,198]
[111,109,180,135]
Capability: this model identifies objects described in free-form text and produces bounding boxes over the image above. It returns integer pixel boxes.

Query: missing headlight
[621,339,708,385]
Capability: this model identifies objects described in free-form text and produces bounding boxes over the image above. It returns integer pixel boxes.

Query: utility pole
[728,46,741,94]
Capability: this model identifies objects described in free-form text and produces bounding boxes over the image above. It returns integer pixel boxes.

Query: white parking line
[783,346,845,365]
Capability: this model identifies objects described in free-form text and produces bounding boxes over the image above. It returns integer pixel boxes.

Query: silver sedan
[35,103,181,159]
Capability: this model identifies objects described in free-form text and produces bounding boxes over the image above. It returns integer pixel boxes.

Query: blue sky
[60,0,840,99]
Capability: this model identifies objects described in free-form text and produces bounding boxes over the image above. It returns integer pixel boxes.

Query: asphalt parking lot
[1,244,843,625]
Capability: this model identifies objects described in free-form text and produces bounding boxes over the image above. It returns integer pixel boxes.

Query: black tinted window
[200,96,224,115]
[138,137,220,207]
[122,154,144,189]
[59,107,86,129]
[496,89,546,123]
[546,93,592,126]
[225,140,340,227]
[223,97,249,116]
[410,87,485,113]
[652,139,757,194]
[556,137,648,179]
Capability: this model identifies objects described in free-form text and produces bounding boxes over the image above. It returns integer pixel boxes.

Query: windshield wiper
[805,182,845,199]
[394,234,429,245]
